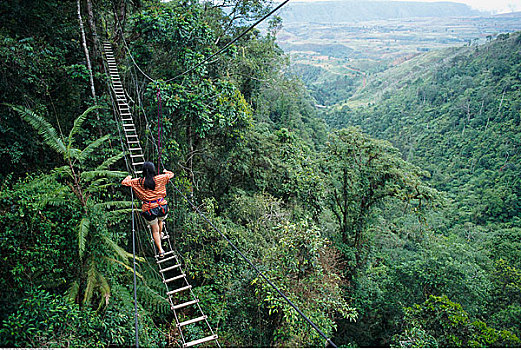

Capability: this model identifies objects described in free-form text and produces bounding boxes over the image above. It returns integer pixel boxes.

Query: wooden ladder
[103,41,219,348]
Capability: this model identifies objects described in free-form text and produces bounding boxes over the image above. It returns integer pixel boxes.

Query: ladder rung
[129,147,142,151]
[183,334,218,348]
[126,134,138,138]
[130,154,143,159]
[164,274,186,284]
[135,170,143,174]
[156,250,175,258]
[178,315,207,328]
[132,162,144,166]
[157,254,177,264]
[159,263,181,273]
[128,140,140,144]
[172,299,199,310]
[167,285,191,296]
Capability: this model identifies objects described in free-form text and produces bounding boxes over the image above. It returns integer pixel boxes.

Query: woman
[122,162,174,258]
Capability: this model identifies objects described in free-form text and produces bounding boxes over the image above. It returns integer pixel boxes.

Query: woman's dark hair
[142,161,156,190]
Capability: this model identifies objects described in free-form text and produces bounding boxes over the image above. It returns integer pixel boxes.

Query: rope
[168,182,338,348]
[131,189,140,348]
[156,87,163,173]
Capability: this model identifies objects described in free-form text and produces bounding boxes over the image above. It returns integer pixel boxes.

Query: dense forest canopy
[0,0,520,347]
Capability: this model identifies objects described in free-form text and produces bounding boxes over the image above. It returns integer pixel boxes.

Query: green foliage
[337,32,521,226]
[321,127,438,276]
[252,220,356,347]
[7,104,134,310]
[392,295,520,347]
[0,286,164,347]
[0,288,106,347]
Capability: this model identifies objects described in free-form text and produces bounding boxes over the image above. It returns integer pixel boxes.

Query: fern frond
[106,257,144,279]
[101,234,135,262]
[68,105,103,150]
[96,271,111,309]
[93,200,133,211]
[104,208,134,223]
[95,151,125,170]
[81,170,128,182]
[67,280,80,303]
[84,179,112,194]
[7,104,66,155]
[68,148,81,163]
[76,135,110,163]
[78,217,90,258]
[51,165,73,179]
[83,262,97,305]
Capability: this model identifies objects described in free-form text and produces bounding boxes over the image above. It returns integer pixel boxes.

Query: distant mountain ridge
[279,1,485,23]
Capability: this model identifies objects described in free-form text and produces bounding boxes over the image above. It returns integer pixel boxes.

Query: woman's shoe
[158,250,165,259]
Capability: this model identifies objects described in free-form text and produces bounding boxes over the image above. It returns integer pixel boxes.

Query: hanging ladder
[103,41,219,348]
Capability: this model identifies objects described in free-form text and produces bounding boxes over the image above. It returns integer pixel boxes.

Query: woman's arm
[121,175,133,186]
[163,169,174,179]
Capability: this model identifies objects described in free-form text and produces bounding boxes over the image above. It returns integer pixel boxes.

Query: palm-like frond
[68,105,103,150]
[51,165,74,179]
[106,257,144,279]
[78,217,90,258]
[81,170,128,182]
[76,135,110,163]
[104,208,134,223]
[102,234,134,262]
[85,178,109,192]
[67,280,80,303]
[95,151,125,170]
[93,200,134,211]
[68,147,81,163]
[41,191,71,207]
[7,104,66,155]
[97,272,111,310]
[83,262,97,305]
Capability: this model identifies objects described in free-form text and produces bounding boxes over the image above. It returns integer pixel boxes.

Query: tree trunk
[77,0,100,124]
[85,0,99,58]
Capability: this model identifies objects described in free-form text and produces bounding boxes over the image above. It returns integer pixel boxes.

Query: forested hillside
[323,31,521,346]
[0,0,520,348]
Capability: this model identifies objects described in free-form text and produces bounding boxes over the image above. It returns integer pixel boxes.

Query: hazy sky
[284,0,521,14]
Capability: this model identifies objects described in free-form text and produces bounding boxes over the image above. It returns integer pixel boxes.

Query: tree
[320,127,438,277]
[8,104,133,308]
[392,295,521,347]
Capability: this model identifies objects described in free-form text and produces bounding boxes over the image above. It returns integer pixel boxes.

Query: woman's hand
[121,175,132,186]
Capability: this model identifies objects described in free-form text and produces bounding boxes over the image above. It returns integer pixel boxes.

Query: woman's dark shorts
[141,204,168,225]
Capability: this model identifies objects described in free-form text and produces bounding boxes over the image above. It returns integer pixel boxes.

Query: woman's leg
[150,222,164,254]
[158,219,164,238]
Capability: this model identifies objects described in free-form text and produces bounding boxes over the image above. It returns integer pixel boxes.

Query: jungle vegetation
[0,0,520,347]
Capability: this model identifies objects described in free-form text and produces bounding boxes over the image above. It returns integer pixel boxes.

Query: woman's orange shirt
[122,170,174,211]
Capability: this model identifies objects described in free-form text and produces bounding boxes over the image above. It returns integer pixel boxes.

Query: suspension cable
[131,189,140,348]
[156,87,163,172]
[168,182,338,348]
